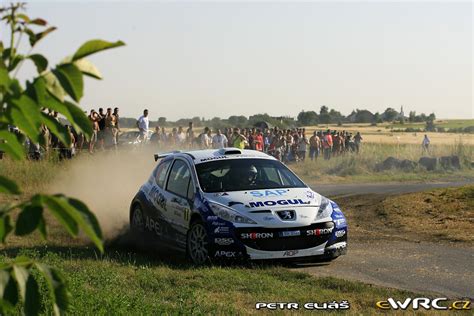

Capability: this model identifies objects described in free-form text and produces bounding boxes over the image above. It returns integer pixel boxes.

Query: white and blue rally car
[129,148,347,264]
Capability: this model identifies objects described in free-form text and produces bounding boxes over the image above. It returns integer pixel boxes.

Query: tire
[130,204,146,249]
[186,220,210,265]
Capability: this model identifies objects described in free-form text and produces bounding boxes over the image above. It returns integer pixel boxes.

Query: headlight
[314,197,332,220]
[208,202,257,224]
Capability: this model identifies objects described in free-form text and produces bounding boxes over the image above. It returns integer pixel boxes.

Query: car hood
[203,188,327,228]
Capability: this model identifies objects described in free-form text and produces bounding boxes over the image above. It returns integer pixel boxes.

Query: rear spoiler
[154,150,181,161]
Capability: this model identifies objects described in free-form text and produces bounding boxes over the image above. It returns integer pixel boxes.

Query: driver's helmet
[240,165,258,184]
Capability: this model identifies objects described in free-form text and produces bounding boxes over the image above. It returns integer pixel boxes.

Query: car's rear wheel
[187,220,209,265]
[130,204,146,249]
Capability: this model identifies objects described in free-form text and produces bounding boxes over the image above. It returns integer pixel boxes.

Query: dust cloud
[47,148,157,239]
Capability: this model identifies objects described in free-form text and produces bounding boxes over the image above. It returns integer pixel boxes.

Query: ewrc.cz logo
[249,199,310,208]
[376,298,471,311]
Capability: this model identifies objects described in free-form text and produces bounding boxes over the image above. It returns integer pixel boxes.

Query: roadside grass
[290,142,474,184]
[0,246,424,315]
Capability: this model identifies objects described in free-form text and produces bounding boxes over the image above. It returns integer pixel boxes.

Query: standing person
[113,107,120,145]
[186,122,195,148]
[354,132,363,153]
[136,109,150,142]
[88,110,99,153]
[231,128,247,149]
[309,131,320,161]
[199,127,212,149]
[254,129,264,152]
[322,130,333,160]
[97,108,106,150]
[422,134,430,154]
[105,108,117,149]
[176,126,186,145]
[297,131,309,161]
[212,129,228,149]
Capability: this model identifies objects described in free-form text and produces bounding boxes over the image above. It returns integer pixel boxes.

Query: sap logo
[250,190,288,198]
[334,219,347,228]
[306,228,333,236]
[214,238,234,246]
[214,226,230,234]
[335,230,346,238]
[283,250,299,257]
[145,217,161,236]
[240,232,274,239]
[214,250,237,258]
[249,199,309,208]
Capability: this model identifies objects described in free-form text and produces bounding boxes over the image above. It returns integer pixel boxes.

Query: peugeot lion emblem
[276,210,296,221]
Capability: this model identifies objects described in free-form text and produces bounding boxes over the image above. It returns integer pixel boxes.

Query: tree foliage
[0,3,124,315]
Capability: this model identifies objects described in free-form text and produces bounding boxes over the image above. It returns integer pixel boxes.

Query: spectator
[297,131,309,161]
[199,127,212,149]
[212,129,228,149]
[137,109,149,142]
[322,130,333,160]
[354,131,363,153]
[422,134,430,154]
[254,129,264,152]
[113,107,120,145]
[231,128,247,149]
[186,122,195,148]
[88,110,99,153]
[309,131,320,161]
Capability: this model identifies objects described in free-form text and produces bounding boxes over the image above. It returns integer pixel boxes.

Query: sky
[10,1,474,120]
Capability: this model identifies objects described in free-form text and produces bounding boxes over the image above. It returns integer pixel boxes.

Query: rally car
[129,148,347,264]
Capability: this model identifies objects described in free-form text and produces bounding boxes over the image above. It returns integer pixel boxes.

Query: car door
[164,159,195,247]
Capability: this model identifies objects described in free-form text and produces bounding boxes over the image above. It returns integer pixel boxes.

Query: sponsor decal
[256,301,350,311]
[332,213,344,219]
[305,191,315,199]
[214,226,230,234]
[214,238,234,246]
[250,189,288,197]
[262,216,275,221]
[201,155,227,162]
[214,250,239,258]
[211,221,226,226]
[306,227,333,236]
[240,232,274,239]
[249,199,310,208]
[283,250,299,257]
[148,186,167,211]
[334,218,347,228]
[376,298,471,311]
[279,230,301,237]
[335,230,346,238]
[207,216,218,221]
[276,210,296,221]
[145,216,161,236]
[183,208,190,221]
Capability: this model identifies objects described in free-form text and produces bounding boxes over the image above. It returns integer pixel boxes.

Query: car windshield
[195,158,306,193]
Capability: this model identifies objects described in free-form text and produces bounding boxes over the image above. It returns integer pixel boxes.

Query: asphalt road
[301,180,474,299]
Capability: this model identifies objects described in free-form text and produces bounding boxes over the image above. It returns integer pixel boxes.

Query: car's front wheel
[187,220,210,265]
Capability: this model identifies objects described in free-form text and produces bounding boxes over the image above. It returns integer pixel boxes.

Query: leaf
[72,39,125,61]
[68,198,103,252]
[28,54,48,73]
[37,217,47,239]
[0,269,18,307]
[15,205,43,236]
[29,27,57,47]
[63,101,92,139]
[74,58,102,79]
[0,129,26,160]
[7,55,24,72]
[53,64,83,102]
[40,113,72,147]
[10,95,42,143]
[0,176,21,195]
[43,72,65,102]
[29,18,47,26]
[12,265,29,300]
[24,275,41,316]
[35,264,70,313]
[0,215,13,243]
[39,195,79,237]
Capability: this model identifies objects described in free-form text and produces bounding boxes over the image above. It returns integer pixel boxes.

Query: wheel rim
[188,224,208,264]
[132,207,144,232]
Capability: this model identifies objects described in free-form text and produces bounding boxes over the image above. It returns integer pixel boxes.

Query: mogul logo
[376,298,471,311]
[240,232,274,239]
[249,199,310,208]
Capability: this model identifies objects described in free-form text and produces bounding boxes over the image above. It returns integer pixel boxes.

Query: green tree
[382,107,398,122]
[319,106,330,124]
[296,110,318,126]
[0,3,124,315]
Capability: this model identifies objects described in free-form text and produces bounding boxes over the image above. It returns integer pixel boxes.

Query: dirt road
[300,181,474,299]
